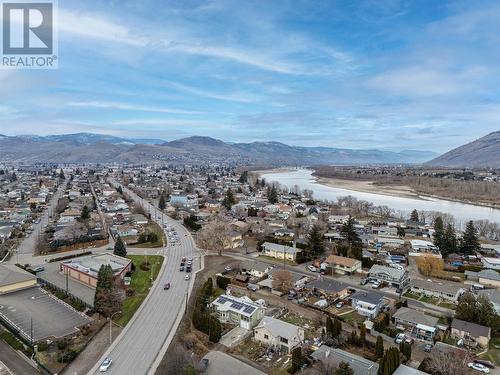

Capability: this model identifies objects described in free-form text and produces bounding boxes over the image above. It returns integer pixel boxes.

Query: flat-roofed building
[60,253,132,288]
[0,264,37,294]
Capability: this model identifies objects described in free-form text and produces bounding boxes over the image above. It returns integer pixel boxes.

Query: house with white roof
[481,257,500,270]
[210,294,265,330]
[253,316,304,353]
[409,240,441,258]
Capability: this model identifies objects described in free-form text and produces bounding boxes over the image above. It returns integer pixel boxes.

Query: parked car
[163,283,170,290]
[179,266,184,271]
[360,278,368,285]
[307,265,317,272]
[424,343,433,352]
[468,362,490,373]
[99,358,113,372]
[335,302,343,309]
[395,333,406,344]
[247,284,258,292]
[371,281,381,289]
[224,266,232,272]
[185,274,190,280]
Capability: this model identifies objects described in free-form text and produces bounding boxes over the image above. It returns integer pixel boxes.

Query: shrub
[58,350,77,363]
[216,276,230,290]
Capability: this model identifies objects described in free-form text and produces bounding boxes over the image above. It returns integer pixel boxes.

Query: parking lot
[0,287,91,341]
[37,261,95,307]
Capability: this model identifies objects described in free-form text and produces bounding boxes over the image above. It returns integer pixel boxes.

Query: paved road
[0,340,39,375]
[89,181,201,375]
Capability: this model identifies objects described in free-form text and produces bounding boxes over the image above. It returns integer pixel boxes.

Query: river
[260,169,500,226]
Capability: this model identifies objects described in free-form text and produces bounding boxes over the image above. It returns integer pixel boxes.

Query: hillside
[427,131,500,167]
[0,133,437,165]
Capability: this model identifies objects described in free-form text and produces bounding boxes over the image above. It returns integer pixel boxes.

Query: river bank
[257,168,500,216]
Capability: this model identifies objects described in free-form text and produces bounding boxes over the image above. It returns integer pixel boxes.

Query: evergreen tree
[399,341,412,362]
[340,216,362,260]
[114,236,127,257]
[208,316,222,343]
[80,205,90,220]
[59,168,65,179]
[410,209,419,222]
[359,323,366,346]
[158,192,166,210]
[375,336,384,359]
[290,347,302,373]
[238,171,248,183]
[222,188,236,210]
[459,221,480,255]
[94,265,121,317]
[306,224,325,258]
[335,362,355,375]
[267,184,278,204]
[326,316,334,337]
[442,223,457,256]
[378,348,400,375]
[333,318,342,337]
[433,217,445,251]
[396,226,405,238]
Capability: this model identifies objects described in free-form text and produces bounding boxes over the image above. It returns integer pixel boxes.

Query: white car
[99,358,113,372]
[224,266,232,271]
[307,265,317,272]
[185,274,190,280]
[394,333,405,344]
[468,363,490,373]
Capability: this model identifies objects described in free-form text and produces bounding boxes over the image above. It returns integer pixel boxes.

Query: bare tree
[425,349,472,375]
[196,215,232,256]
[272,269,294,293]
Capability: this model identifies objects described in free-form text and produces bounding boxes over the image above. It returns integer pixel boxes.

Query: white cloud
[67,101,202,115]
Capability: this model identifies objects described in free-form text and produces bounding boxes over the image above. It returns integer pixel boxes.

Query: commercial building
[0,264,37,294]
[60,253,132,288]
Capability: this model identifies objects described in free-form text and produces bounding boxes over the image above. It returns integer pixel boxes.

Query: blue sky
[1,0,499,152]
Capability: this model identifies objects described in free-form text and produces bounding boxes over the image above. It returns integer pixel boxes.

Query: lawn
[133,222,166,248]
[341,311,366,327]
[480,337,500,365]
[402,291,421,300]
[115,255,164,326]
[258,255,296,266]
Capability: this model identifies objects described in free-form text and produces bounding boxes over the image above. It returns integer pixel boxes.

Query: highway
[89,181,201,375]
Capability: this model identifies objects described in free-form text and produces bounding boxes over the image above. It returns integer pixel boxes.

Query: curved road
[89,181,201,375]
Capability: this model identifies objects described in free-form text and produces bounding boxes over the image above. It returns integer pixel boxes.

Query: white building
[409,240,442,258]
[211,294,265,330]
[253,316,304,353]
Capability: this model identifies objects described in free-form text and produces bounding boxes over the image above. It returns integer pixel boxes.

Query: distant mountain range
[427,131,500,168]
[0,132,438,165]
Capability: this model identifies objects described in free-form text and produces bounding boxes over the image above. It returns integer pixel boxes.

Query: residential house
[392,307,438,342]
[321,255,361,275]
[310,346,379,375]
[410,279,465,303]
[450,319,491,348]
[478,289,500,314]
[304,278,350,300]
[261,242,302,262]
[465,269,500,287]
[368,264,409,291]
[393,365,429,375]
[350,291,385,319]
[481,257,500,270]
[253,316,304,353]
[210,294,265,330]
[409,240,442,258]
[241,262,273,279]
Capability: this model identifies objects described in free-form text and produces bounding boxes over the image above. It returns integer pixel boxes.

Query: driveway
[202,351,266,375]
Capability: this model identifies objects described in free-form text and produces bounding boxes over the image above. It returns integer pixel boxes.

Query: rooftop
[451,318,491,338]
[255,316,302,340]
[62,253,131,278]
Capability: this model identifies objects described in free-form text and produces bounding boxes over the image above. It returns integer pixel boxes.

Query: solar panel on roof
[217,296,228,304]
[243,306,255,314]
[230,302,244,310]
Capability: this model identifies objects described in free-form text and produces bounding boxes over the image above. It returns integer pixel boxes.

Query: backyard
[133,222,166,248]
[115,255,164,326]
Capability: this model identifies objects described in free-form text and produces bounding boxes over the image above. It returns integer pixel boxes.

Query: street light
[109,310,122,345]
